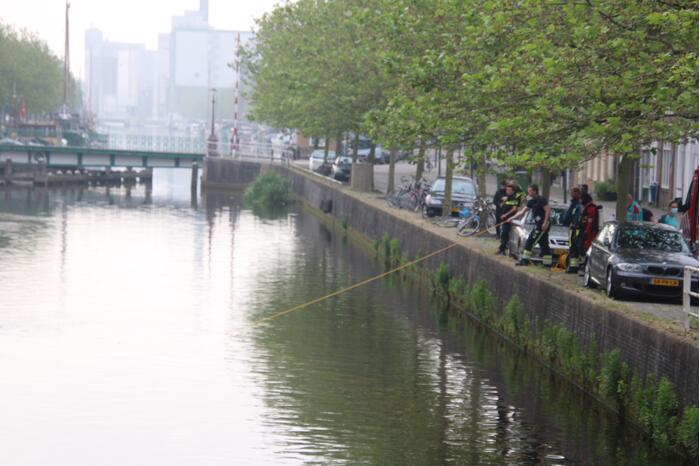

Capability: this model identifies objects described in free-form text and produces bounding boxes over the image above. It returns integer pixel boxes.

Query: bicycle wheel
[485,209,498,236]
[457,216,480,236]
[436,216,460,228]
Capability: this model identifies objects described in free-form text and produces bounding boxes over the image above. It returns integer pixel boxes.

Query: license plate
[451,207,460,213]
[651,278,680,287]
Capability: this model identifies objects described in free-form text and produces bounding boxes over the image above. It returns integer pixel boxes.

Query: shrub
[468,280,497,322]
[503,295,526,341]
[244,172,293,207]
[389,238,401,265]
[679,406,699,459]
[599,349,630,407]
[594,179,617,202]
[435,261,450,293]
[650,378,679,450]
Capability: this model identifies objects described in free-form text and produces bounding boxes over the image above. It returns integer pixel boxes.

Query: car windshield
[525,207,566,225]
[616,227,689,253]
[431,179,475,196]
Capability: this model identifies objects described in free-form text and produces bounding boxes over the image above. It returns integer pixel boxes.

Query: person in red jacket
[580,193,599,253]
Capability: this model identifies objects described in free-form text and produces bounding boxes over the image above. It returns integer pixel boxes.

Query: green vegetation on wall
[244,172,293,208]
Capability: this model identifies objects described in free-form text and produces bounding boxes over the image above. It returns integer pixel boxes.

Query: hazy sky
[0,0,280,78]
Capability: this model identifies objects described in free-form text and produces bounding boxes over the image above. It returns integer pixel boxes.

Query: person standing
[493,180,508,238]
[658,200,680,228]
[580,193,599,255]
[563,187,583,273]
[510,184,552,267]
[678,168,699,250]
[496,183,520,255]
[626,194,643,222]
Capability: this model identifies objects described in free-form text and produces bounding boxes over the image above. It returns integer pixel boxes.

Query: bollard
[191,162,199,192]
[4,158,12,183]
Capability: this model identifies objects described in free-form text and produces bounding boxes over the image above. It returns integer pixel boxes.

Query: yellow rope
[254,216,513,325]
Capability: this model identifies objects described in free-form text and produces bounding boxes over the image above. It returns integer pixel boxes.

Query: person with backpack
[580,193,599,254]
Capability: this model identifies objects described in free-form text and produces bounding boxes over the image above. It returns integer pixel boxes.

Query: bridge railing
[104,133,294,163]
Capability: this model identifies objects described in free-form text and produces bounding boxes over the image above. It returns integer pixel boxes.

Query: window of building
[661,145,672,189]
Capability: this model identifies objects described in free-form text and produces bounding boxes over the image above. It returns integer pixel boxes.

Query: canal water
[0,171,679,465]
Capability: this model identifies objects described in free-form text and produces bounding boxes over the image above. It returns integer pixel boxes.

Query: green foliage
[244,172,293,208]
[651,377,679,450]
[679,406,699,459]
[381,233,391,260]
[341,217,348,231]
[389,238,401,266]
[600,350,630,408]
[468,280,497,322]
[435,261,450,294]
[447,275,467,302]
[594,180,618,202]
[502,295,527,343]
[0,21,81,115]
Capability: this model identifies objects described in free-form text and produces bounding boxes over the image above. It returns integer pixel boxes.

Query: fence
[683,265,699,331]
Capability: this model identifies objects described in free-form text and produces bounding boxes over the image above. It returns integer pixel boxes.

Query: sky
[0,0,281,79]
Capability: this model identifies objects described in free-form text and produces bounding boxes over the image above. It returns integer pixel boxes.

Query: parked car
[423,176,477,217]
[507,204,569,262]
[583,221,699,300]
[308,149,335,171]
[332,155,352,181]
[356,147,389,164]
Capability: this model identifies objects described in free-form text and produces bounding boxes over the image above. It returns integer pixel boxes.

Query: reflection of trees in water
[243,209,677,465]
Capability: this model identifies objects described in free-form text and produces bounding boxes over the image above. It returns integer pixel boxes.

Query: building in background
[84,0,252,125]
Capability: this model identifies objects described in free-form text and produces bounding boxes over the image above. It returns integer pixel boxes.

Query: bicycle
[387,176,429,211]
[456,197,498,237]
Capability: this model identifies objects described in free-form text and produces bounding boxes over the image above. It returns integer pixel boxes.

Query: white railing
[683,265,699,331]
[103,133,294,161]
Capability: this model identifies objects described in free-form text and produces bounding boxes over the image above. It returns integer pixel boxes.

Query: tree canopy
[0,21,81,118]
[243,0,698,214]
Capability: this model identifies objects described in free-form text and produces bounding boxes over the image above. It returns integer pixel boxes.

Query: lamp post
[207,88,219,157]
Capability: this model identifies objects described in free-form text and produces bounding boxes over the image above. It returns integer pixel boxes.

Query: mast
[230,32,240,157]
[63,0,71,114]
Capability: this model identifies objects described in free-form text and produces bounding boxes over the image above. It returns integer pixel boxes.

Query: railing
[104,133,290,162]
[683,265,699,331]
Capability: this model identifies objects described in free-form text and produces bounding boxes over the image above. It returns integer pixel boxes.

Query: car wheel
[606,267,623,299]
[583,261,596,288]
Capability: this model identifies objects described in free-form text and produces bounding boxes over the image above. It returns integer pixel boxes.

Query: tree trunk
[335,131,342,160]
[352,133,359,164]
[442,149,454,217]
[323,136,329,164]
[477,151,487,198]
[616,154,636,221]
[387,149,397,194]
[368,143,376,164]
[415,141,426,181]
[542,170,552,200]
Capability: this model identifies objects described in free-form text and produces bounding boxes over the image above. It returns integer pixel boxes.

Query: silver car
[507,205,570,261]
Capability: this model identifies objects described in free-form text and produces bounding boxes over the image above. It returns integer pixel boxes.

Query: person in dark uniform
[496,183,520,255]
[510,184,552,267]
[562,187,582,273]
[493,180,508,238]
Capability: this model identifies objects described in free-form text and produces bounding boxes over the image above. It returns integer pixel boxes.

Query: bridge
[0,138,289,188]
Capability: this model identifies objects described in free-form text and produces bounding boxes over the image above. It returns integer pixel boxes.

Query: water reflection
[0,171,684,466]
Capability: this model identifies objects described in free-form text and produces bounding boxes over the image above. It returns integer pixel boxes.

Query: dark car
[583,221,698,300]
[423,176,477,217]
[332,155,352,181]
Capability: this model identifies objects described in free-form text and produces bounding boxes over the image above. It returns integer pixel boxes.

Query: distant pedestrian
[510,184,552,267]
[626,194,643,222]
[658,200,680,229]
[579,184,589,197]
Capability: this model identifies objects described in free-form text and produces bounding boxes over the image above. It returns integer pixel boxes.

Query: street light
[207,88,219,157]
